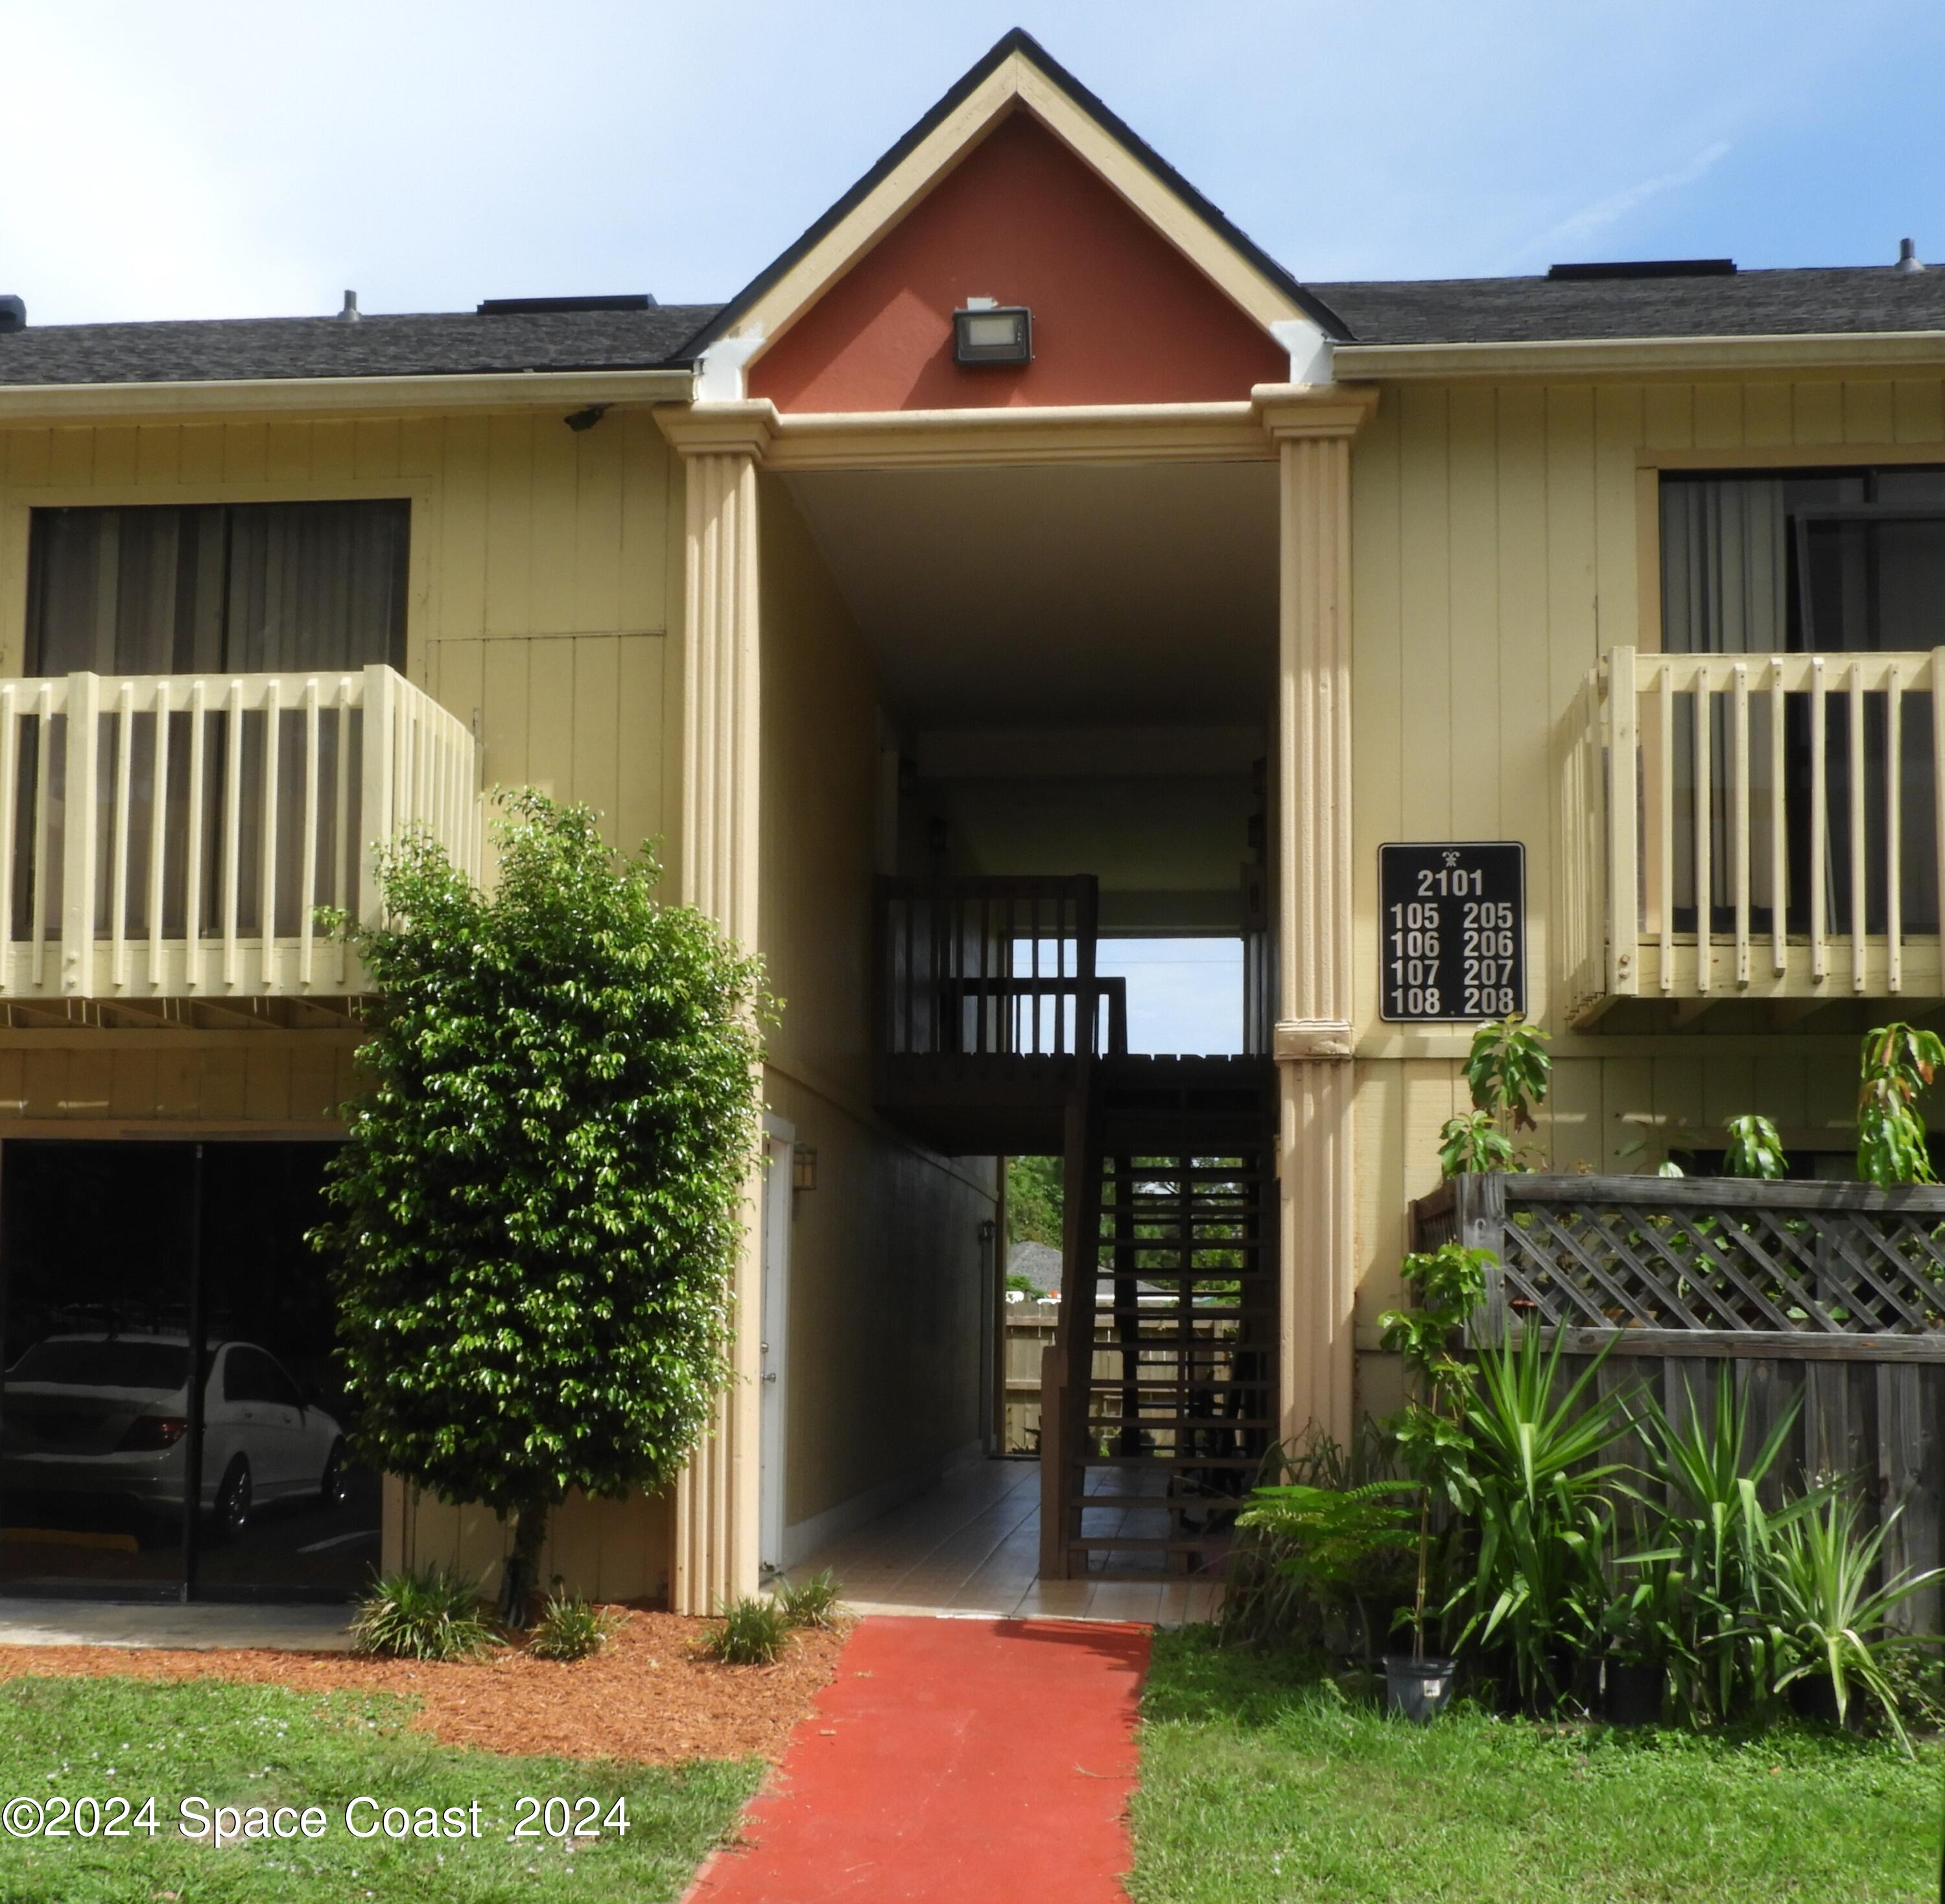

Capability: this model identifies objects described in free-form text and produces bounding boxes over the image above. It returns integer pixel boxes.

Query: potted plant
[1601,1545,1683,1726]
[1378,1240,1491,1721]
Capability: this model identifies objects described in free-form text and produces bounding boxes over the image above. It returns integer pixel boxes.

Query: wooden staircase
[867,874,1278,1582]
[1041,1061,1278,1580]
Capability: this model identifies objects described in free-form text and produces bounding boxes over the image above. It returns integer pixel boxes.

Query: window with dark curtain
[1659,467,1945,937]
[24,500,410,677]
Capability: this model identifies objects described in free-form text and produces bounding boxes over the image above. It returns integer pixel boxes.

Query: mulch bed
[0,1608,845,1765]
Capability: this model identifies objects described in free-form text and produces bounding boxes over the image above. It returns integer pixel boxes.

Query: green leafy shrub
[312,792,769,1623]
[349,1566,499,1662]
[703,1595,792,1666]
[526,1587,622,1663]
[775,1570,843,1629]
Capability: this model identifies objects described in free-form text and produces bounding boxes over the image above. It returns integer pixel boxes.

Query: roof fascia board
[1334,331,1945,382]
[666,395,1279,469]
[1006,61,1306,333]
[694,36,1338,395]
[0,367,693,427]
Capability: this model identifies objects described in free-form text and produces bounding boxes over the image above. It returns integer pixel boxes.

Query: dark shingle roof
[1310,266,1945,347]
[0,305,723,386]
[10,265,1945,392]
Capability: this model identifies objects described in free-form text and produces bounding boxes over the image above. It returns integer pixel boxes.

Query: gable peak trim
[685,30,1349,396]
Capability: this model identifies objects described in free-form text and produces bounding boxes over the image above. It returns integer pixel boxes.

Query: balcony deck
[1566,646,1945,1027]
[0,666,479,1004]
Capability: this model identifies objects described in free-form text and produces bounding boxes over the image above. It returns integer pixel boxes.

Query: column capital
[1251,382,1380,442]
[1274,1019,1355,1061]
[655,398,780,462]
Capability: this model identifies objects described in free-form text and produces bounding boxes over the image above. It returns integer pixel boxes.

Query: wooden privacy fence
[0,664,481,998]
[1564,645,1945,1021]
[1411,1171,1945,1633]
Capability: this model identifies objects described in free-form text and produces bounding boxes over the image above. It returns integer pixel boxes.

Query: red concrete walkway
[690,1616,1151,1903]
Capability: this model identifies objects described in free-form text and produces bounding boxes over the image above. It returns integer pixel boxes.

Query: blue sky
[1098,939,1244,1056]
[5,2,1943,327]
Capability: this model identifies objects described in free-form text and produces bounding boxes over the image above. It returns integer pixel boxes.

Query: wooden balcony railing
[1566,645,1945,1022]
[0,664,480,1000]
[875,875,1126,1063]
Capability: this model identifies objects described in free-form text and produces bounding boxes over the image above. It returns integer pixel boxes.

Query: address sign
[1378,842,1526,1023]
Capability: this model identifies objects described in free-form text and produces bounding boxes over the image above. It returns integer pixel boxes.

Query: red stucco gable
[746,110,1289,412]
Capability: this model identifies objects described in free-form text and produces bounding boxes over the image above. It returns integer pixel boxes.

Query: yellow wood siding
[1347,375,1945,1361]
[0,408,681,860]
[759,476,999,1539]
[0,405,688,1602]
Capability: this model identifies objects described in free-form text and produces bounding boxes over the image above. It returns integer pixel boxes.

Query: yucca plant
[1762,1492,1943,1756]
[349,1564,500,1662]
[1627,1367,1804,1724]
[1450,1327,1634,1711]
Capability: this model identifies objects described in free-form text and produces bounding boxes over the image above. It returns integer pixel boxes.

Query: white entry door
[758,1129,793,1579]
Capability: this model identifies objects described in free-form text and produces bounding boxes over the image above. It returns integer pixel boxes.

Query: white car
[1,1333,346,1540]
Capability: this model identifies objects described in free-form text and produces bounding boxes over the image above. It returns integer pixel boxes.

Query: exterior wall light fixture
[792,1144,818,1193]
[953,296,1032,365]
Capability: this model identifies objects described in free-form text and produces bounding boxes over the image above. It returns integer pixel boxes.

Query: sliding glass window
[25,499,410,677]
[1660,467,1945,936]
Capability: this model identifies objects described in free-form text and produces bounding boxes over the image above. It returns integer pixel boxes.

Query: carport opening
[0,1140,375,1602]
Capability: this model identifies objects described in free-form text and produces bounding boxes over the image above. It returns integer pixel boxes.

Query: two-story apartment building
[4,30,1944,1616]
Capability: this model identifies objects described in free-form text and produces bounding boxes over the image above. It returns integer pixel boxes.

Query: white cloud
[1519,141,1734,266]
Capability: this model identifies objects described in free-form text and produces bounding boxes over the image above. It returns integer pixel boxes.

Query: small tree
[1857,1022,1944,1185]
[1378,1242,1492,1661]
[1723,1113,1787,1181]
[1438,1013,1551,1177]
[312,792,767,1621]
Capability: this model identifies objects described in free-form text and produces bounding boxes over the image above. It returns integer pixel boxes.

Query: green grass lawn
[1132,1628,1944,1903]
[0,1675,759,1904]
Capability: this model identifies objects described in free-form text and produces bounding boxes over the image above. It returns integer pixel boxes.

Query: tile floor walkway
[793,1457,1222,1626]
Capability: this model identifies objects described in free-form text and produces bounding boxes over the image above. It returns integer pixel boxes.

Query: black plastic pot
[1384,1654,1458,1724]
[1603,1660,1666,1726]
[1788,1674,1844,1726]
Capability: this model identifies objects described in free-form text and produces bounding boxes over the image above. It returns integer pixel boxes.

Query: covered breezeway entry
[0,1138,379,1601]
[790,1455,1221,1624]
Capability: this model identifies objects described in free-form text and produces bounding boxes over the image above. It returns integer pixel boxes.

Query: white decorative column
[1258,387,1378,1451]
[658,403,773,1613]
